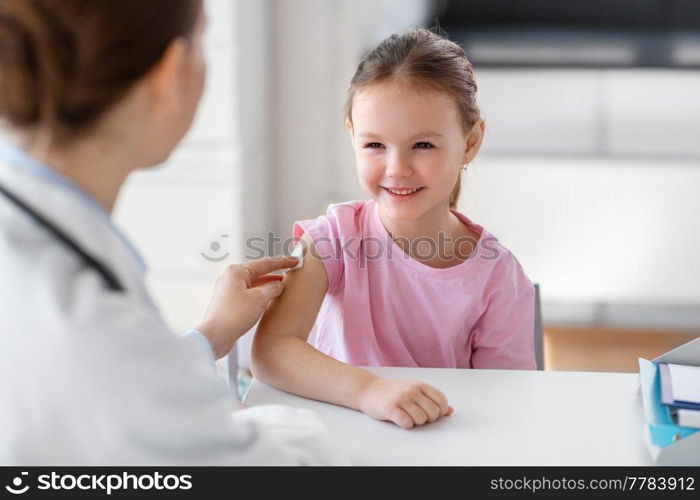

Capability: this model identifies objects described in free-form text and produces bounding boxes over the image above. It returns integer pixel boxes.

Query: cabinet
[476,68,700,159]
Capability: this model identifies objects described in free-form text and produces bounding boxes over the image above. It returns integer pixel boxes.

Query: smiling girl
[251,29,536,430]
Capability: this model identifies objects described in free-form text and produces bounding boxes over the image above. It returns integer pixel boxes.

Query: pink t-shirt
[293,200,536,369]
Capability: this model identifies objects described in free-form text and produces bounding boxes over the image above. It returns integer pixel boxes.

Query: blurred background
[114,0,700,376]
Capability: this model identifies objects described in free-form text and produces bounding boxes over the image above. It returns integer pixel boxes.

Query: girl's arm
[251,234,452,429]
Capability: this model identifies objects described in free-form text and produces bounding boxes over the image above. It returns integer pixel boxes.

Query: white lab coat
[0,154,347,465]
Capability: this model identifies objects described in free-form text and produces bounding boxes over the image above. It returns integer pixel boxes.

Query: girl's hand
[356,378,453,429]
[197,257,299,359]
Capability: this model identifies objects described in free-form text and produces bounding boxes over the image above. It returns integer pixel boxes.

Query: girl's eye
[414,142,434,149]
[364,142,384,149]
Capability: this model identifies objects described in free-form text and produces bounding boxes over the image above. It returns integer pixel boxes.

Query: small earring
[461,163,469,171]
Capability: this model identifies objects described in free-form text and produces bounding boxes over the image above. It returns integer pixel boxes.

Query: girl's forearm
[251,335,378,410]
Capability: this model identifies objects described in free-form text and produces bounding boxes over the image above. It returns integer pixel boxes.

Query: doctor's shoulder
[0,204,63,287]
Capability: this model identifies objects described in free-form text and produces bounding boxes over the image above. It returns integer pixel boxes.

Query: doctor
[0,0,345,465]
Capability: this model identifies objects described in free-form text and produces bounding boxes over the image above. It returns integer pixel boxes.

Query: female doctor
[0,0,345,465]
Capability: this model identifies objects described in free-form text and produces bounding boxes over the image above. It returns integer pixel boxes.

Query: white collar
[0,136,149,295]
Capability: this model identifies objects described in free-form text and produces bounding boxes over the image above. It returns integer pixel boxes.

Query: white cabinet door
[476,69,601,154]
[606,70,700,157]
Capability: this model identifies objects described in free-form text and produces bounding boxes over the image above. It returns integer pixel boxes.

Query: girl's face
[348,80,477,222]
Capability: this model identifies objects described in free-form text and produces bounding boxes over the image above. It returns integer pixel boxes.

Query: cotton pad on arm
[284,242,305,272]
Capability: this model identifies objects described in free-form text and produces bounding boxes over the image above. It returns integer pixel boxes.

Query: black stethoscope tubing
[0,181,125,292]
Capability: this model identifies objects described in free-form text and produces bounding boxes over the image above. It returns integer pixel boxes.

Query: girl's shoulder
[292,200,373,294]
[453,209,532,290]
[326,199,372,225]
[294,200,372,242]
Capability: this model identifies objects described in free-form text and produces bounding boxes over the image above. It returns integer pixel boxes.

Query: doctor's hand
[356,378,454,429]
[197,257,299,359]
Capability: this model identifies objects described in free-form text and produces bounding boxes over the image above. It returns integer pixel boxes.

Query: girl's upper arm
[255,232,330,342]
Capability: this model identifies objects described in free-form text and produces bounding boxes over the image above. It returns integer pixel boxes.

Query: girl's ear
[345,119,354,137]
[463,118,485,165]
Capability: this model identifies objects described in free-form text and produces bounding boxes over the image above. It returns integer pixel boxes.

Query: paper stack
[659,363,700,429]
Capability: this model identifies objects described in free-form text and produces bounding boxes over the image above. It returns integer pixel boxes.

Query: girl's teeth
[388,188,418,195]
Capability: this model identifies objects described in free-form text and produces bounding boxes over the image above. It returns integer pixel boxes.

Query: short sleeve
[470,257,537,370]
[293,212,345,294]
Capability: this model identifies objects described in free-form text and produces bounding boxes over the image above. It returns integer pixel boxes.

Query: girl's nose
[385,152,413,177]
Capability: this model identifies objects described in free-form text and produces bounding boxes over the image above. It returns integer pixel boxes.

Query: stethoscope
[0,181,125,292]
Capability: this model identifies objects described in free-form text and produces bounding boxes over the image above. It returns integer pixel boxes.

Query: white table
[244,367,653,466]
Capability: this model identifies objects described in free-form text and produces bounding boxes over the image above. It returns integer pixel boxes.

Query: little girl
[251,29,535,430]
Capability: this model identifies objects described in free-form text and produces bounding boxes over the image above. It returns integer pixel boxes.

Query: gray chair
[534,283,544,370]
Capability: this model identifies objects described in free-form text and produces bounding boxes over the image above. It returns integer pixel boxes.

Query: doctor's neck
[8,114,149,214]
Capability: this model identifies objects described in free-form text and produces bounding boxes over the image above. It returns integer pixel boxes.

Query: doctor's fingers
[246,279,284,304]
[240,257,299,283]
[250,274,284,287]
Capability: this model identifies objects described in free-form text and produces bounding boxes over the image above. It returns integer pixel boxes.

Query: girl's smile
[381,185,425,199]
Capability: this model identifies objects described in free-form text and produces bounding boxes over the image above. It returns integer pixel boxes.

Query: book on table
[659,363,700,429]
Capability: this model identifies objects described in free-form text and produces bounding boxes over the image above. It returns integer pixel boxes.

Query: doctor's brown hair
[344,29,480,210]
[0,0,202,137]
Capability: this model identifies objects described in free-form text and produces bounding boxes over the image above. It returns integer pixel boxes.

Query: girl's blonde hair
[344,28,480,209]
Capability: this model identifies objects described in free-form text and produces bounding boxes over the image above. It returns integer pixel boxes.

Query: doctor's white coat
[0,156,347,465]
